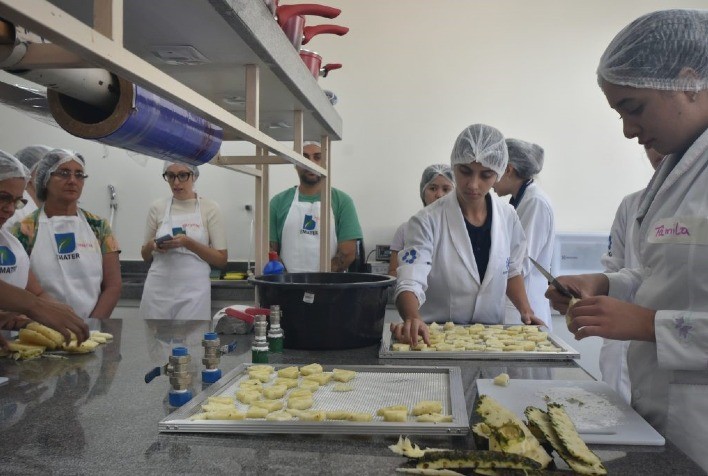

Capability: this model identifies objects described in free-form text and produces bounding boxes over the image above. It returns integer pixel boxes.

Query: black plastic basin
[249,272,396,350]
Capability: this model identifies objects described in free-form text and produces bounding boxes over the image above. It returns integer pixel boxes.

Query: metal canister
[252,314,269,363]
[267,305,284,353]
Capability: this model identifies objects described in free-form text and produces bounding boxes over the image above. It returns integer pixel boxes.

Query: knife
[529,257,577,299]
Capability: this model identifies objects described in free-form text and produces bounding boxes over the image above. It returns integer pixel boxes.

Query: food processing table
[0,305,703,475]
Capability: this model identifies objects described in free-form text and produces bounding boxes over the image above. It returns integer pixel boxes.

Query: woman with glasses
[0,149,89,346]
[10,149,121,328]
[139,161,227,320]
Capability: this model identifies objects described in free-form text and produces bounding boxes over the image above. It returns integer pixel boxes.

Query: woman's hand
[545,273,609,314]
[567,295,656,342]
[157,234,190,251]
[390,318,430,346]
[519,310,545,326]
[0,311,31,330]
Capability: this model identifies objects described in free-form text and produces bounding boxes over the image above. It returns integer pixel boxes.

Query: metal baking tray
[378,325,580,360]
[159,364,469,435]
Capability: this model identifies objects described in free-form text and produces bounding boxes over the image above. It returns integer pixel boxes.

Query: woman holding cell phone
[139,161,227,320]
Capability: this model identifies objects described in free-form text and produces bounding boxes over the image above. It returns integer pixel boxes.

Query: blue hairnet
[505,139,545,180]
[598,9,708,91]
[14,145,52,173]
[35,149,86,201]
[163,160,200,180]
[450,124,508,180]
[0,149,29,183]
[419,164,454,205]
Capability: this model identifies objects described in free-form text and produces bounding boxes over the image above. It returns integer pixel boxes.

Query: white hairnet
[14,145,52,173]
[303,141,321,148]
[419,164,454,205]
[505,139,545,180]
[0,149,29,183]
[597,9,708,91]
[35,149,86,201]
[163,160,200,180]
[450,124,508,180]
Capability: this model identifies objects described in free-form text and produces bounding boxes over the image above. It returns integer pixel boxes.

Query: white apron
[139,197,211,320]
[30,208,103,323]
[0,227,30,288]
[279,188,337,273]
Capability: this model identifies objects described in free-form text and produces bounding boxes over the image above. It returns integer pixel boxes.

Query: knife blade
[529,257,577,299]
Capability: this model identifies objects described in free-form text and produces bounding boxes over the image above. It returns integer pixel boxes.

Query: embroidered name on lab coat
[648,216,708,245]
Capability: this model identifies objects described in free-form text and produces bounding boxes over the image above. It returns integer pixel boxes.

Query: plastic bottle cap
[172,347,189,356]
[203,332,218,341]
[268,251,278,260]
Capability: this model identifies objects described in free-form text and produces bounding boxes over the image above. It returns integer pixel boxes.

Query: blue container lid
[202,368,222,383]
[168,389,192,407]
[203,332,218,341]
[172,347,189,356]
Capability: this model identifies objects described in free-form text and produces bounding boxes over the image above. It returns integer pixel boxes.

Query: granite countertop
[0,306,702,475]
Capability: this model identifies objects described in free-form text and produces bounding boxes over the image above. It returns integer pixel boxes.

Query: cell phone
[154,234,173,245]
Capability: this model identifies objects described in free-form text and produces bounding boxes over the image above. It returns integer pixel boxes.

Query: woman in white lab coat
[393,124,543,345]
[388,164,455,277]
[547,10,708,471]
[139,161,227,320]
[493,139,555,328]
[599,146,664,404]
[11,149,122,329]
[0,149,88,344]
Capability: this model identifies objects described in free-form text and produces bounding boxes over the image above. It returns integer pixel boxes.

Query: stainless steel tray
[378,325,580,360]
[159,364,469,435]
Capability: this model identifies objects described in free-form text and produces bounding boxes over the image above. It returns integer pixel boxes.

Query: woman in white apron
[547,10,708,471]
[3,145,51,231]
[493,138,556,329]
[139,162,227,320]
[0,149,88,344]
[393,124,544,346]
[12,149,122,330]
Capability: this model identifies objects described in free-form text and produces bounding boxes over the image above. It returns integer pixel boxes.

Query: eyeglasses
[50,169,89,180]
[162,172,193,183]
[0,192,28,209]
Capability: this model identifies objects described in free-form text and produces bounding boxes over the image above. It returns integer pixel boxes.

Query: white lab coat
[503,182,555,328]
[606,127,708,471]
[395,191,527,324]
[599,188,643,404]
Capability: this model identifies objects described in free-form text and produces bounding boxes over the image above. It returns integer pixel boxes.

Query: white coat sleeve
[507,211,527,280]
[517,197,552,274]
[390,222,406,252]
[394,212,435,308]
[601,198,629,273]
[655,310,708,370]
[605,268,642,302]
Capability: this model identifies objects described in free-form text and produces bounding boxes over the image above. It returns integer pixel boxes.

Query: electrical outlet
[375,244,391,262]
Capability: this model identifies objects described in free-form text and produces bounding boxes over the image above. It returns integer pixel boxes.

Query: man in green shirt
[269,142,363,272]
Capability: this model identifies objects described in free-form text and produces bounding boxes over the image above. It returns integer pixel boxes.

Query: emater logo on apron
[0,246,17,273]
[300,214,318,236]
[55,232,81,260]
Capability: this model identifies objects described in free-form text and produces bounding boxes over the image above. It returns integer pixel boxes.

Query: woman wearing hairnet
[10,149,122,328]
[3,145,52,230]
[0,149,89,346]
[388,164,455,277]
[392,124,543,346]
[138,161,227,320]
[546,10,708,471]
[493,139,555,329]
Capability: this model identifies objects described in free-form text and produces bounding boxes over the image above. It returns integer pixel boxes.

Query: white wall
[0,0,704,261]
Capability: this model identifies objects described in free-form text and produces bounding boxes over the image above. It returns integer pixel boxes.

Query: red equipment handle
[302,24,349,45]
[321,63,342,77]
[276,4,341,27]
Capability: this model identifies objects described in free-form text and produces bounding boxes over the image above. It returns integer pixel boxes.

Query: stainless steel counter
[0,305,703,475]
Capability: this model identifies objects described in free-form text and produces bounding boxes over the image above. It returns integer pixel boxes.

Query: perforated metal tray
[378,325,580,360]
[159,364,468,435]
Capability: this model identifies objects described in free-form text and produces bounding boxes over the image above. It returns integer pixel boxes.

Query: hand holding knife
[529,258,580,299]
